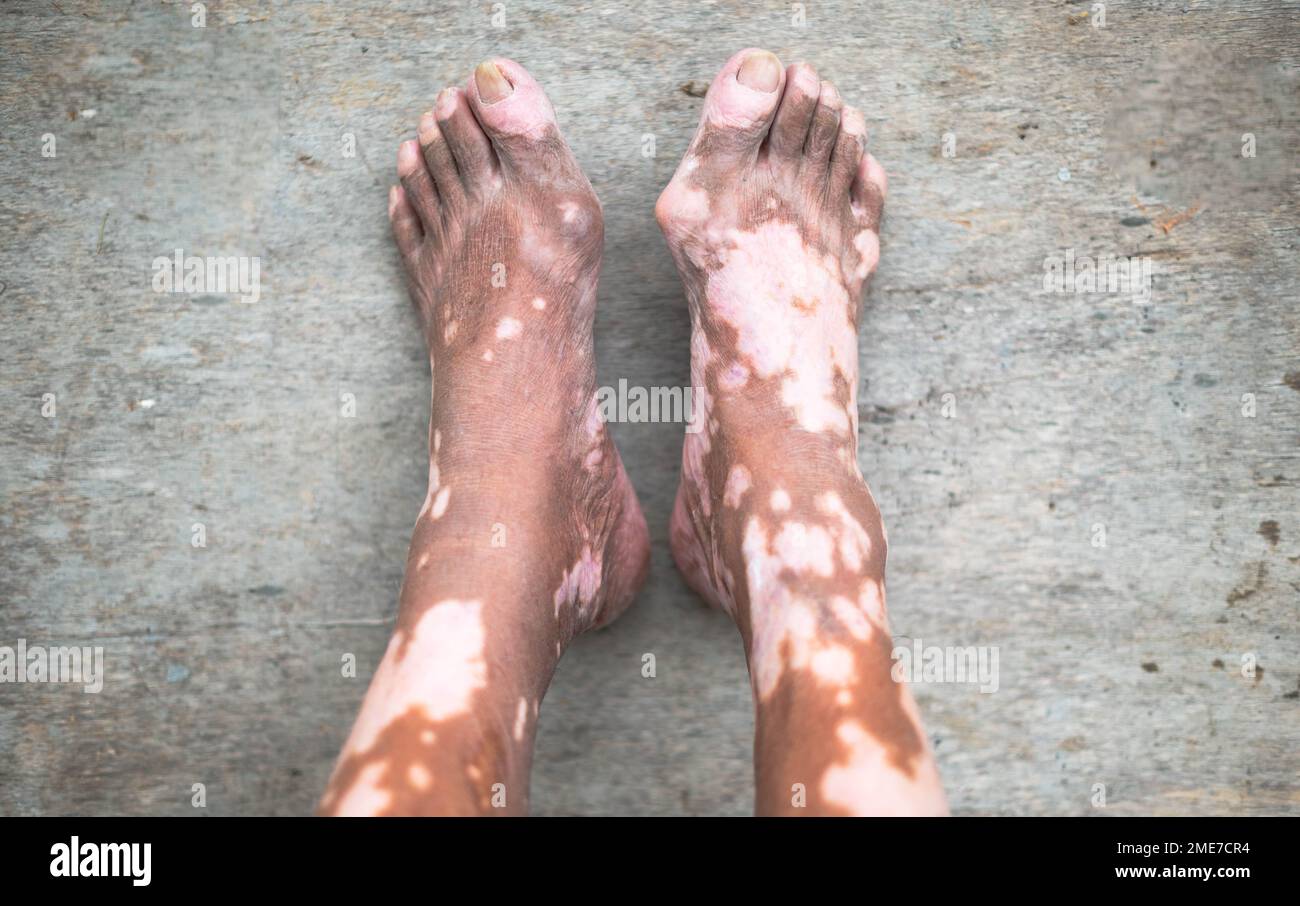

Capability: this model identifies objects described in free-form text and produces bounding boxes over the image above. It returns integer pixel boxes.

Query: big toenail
[737,51,781,92]
[475,61,513,104]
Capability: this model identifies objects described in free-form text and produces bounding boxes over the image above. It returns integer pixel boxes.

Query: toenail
[418,111,437,142]
[435,87,458,119]
[737,51,781,92]
[819,81,842,109]
[475,61,513,104]
[397,139,421,173]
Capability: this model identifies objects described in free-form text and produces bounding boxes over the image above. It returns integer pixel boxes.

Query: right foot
[320,60,650,816]
[388,58,650,640]
[657,49,947,815]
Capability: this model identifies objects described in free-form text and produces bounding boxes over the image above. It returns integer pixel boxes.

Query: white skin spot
[420,455,441,517]
[443,320,458,343]
[408,763,432,791]
[743,521,874,700]
[553,545,602,623]
[810,644,855,685]
[723,464,751,508]
[496,317,522,340]
[404,600,485,720]
[707,222,857,435]
[770,489,791,512]
[532,296,547,311]
[830,594,874,641]
[836,689,853,706]
[820,717,946,815]
[817,491,872,574]
[430,486,451,519]
[417,553,430,570]
[433,429,441,453]
[772,521,835,577]
[521,228,560,272]
[482,349,494,362]
[334,597,487,801]
[419,729,435,745]
[513,697,529,742]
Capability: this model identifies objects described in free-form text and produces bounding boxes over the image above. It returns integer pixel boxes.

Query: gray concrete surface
[1,0,1297,816]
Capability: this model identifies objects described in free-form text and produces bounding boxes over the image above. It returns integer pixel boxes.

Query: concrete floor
[1,0,1297,816]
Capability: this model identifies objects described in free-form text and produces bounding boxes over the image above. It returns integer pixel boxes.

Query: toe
[851,152,887,232]
[829,106,867,200]
[465,58,563,169]
[766,62,820,163]
[419,109,464,211]
[803,81,842,174]
[388,184,422,265]
[435,86,497,186]
[689,48,785,164]
[397,139,440,233]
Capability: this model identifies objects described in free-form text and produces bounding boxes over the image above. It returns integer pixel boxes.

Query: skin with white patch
[430,486,451,519]
[324,58,650,817]
[723,464,751,507]
[705,221,858,435]
[659,48,945,816]
[496,317,523,339]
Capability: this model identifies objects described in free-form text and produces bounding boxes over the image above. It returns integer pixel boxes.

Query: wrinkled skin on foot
[320,60,648,817]
[389,59,649,640]
[658,49,947,816]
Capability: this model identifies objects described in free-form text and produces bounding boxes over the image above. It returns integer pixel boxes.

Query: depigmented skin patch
[659,49,945,815]
[325,59,652,817]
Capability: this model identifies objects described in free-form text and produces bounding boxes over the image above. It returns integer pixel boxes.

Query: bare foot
[657,49,947,815]
[389,58,649,637]
[320,60,648,816]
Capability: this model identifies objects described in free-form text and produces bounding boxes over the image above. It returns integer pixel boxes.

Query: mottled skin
[322,50,947,817]
[658,49,947,815]
[320,59,649,816]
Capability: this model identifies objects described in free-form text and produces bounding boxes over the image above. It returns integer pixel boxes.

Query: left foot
[320,59,649,816]
[656,49,946,815]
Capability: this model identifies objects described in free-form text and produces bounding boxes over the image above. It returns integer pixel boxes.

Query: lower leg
[319,60,649,816]
[659,49,947,815]
[318,489,581,815]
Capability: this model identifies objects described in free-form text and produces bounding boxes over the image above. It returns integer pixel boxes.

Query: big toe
[689,48,785,164]
[465,57,564,169]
